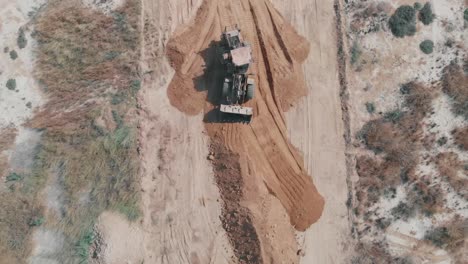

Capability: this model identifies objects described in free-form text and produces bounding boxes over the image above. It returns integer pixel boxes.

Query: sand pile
[166,0,324,258]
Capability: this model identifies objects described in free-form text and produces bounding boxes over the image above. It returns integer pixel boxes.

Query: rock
[208,154,215,160]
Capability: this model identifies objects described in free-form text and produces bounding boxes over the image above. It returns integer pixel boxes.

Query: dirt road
[136,0,349,263]
[138,0,234,263]
[271,0,351,262]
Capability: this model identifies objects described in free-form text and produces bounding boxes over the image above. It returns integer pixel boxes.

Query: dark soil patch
[209,138,262,264]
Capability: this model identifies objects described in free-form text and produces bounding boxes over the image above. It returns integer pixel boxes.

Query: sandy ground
[0,0,45,175]
[270,0,352,262]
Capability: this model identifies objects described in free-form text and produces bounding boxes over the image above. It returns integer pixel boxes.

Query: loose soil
[165,0,324,235]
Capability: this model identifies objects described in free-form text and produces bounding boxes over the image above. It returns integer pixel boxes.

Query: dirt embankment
[166,0,323,231]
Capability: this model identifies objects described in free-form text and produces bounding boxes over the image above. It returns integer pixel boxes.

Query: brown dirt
[209,136,262,264]
[452,126,468,151]
[165,0,324,235]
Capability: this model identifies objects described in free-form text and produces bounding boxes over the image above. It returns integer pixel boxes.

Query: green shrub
[9,50,18,60]
[437,137,447,146]
[6,79,16,90]
[76,228,95,262]
[6,172,23,182]
[17,29,27,49]
[419,40,434,54]
[464,8,468,21]
[391,202,415,220]
[28,216,44,227]
[389,5,417,37]
[413,2,422,10]
[419,3,435,25]
[365,102,376,113]
[384,109,404,122]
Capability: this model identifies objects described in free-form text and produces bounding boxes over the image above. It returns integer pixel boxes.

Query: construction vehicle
[217,26,255,122]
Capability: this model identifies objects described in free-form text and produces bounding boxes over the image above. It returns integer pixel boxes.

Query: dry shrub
[452,126,468,151]
[0,127,18,151]
[425,216,467,255]
[0,127,18,177]
[407,179,445,216]
[32,0,140,128]
[0,194,44,264]
[434,152,467,199]
[442,64,468,120]
[0,0,141,262]
[356,82,434,210]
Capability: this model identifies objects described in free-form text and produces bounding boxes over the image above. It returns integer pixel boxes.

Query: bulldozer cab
[223,29,242,49]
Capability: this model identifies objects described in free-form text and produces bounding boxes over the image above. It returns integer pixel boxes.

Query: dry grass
[0,127,18,177]
[0,1,141,263]
[442,63,468,120]
[452,125,468,151]
[434,152,468,200]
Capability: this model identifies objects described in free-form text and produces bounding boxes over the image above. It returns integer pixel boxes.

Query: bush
[389,5,417,37]
[365,102,375,113]
[465,9,468,21]
[391,202,415,221]
[384,109,404,122]
[425,227,451,248]
[17,29,27,49]
[419,3,435,25]
[28,216,44,227]
[419,40,434,54]
[6,79,16,90]
[413,2,422,10]
[9,50,18,60]
[6,172,23,182]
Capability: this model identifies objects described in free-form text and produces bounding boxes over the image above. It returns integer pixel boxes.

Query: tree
[419,40,434,54]
[419,3,435,25]
[389,5,417,37]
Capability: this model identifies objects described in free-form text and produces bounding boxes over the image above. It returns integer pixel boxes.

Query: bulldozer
[217,26,255,122]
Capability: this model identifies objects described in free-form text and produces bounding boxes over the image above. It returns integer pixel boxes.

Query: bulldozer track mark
[264,2,293,64]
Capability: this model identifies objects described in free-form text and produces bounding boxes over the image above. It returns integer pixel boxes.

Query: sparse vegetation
[6,79,16,90]
[389,5,417,37]
[391,202,415,221]
[442,64,468,120]
[0,1,142,262]
[9,50,18,60]
[437,136,447,146]
[419,40,434,54]
[356,83,433,211]
[76,227,95,263]
[452,126,468,151]
[425,226,451,248]
[17,28,27,49]
[365,102,375,114]
[419,3,435,25]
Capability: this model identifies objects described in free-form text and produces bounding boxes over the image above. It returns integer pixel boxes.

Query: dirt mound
[166,0,324,235]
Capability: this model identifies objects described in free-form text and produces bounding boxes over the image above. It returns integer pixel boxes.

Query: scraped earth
[166,0,324,232]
